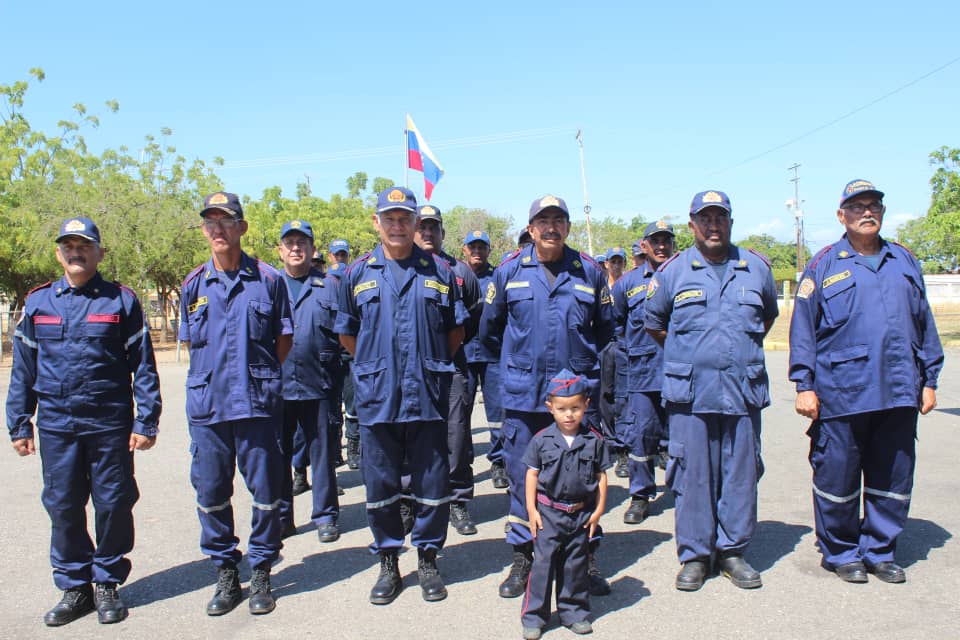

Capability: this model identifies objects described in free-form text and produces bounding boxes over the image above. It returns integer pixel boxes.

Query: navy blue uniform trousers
[39,428,139,589]
[621,391,665,500]
[666,407,762,563]
[361,421,450,552]
[808,407,917,568]
[521,503,591,628]
[280,398,339,527]
[189,418,284,568]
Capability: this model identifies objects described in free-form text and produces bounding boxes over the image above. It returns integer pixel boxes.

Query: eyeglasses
[281,237,311,249]
[842,202,885,215]
[202,217,240,231]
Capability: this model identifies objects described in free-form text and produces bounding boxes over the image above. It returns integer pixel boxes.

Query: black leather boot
[369,550,402,605]
[417,548,448,601]
[499,543,533,598]
[206,563,242,616]
[94,583,127,624]
[249,565,276,614]
[44,584,94,626]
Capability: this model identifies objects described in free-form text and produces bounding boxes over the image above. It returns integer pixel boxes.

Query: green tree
[897,146,960,272]
[440,205,515,263]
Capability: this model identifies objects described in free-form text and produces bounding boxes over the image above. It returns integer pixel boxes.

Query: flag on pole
[405,114,444,200]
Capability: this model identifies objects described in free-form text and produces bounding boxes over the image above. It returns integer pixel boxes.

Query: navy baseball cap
[632,239,644,256]
[528,194,569,222]
[56,217,101,244]
[606,246,627,261]
[280,219,314,241]
[376,187,417,214]
[201,191,244,219]
[418,204,442,222]
[594,254,607,263]
[312,250,325,263]
[464,230,491,246]
[689,190,731,216]
[329,239,350,254]
[547,368,590,397]
[840,179,884,206]
[644,220,675,238]
[518,229,533,246]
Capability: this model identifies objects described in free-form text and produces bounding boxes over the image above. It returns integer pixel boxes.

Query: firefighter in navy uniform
[179,192,293,616]
[335,187,466,604]
[479,194,614,599]
[789,179,943,584]
[645,190,778,592]
[6,217,161,626]
[277,220,342,544]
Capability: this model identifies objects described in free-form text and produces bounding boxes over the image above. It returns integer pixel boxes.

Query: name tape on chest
[573,284,595,295]
[822,270,851,289]
[188,296,208,313]
[626,284,647,298]
[674,289,704,303]
[424,279,450,295]
[353,280,378,297]
[34,315,63,325]
[87,314,120,323]
[505,281,530,290]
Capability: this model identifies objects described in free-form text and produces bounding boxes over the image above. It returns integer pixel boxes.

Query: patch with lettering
[573,284,595,295]
[505,281,530,290]
[188,296,208,313]
[822,270,851,289]
[34,315,63,325]
[674,289,704,303]
[797,277,815,299]
[626,284,647,298]
[424,280,449,295]
[353,280,378,296]
[87,314,120,323]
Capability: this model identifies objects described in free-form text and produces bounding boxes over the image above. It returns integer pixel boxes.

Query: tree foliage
[896,146,960,273]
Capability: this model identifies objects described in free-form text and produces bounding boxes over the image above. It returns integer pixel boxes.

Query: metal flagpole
[404,113,409,189]
[576,129,594,256]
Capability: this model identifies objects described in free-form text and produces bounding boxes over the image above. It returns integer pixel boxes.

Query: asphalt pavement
[1,349,958,639]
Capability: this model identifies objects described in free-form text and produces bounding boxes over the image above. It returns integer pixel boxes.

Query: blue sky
[3,1,959,253]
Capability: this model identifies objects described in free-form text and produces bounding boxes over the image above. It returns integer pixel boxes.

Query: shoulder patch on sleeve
[485,281,496,304]
[796,277,815,299]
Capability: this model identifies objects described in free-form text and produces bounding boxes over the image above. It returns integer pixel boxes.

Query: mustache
[68,257,86,265]
[540,232,562,240]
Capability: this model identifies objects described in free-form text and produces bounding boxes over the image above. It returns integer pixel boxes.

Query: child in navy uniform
[521,369,611,639]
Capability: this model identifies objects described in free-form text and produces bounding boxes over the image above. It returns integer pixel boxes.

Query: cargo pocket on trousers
[665,441,685,496]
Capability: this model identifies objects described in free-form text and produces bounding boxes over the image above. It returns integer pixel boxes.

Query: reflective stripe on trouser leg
[40,429,138,589]
[189,422,241,567]
[521,507,591,629]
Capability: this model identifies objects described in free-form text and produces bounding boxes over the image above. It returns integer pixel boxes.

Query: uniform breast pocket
[248,301,273,340]
[506,285,534,324]
[671,291,707,332]
[187,306,209,345]
[421,286,446,328]
[35,323,64,341]
[355,287,381,325]
[822,274,855,326]
[737,289,765,334]
[578,450,598,484]
[571,286,596,328]
[314,298,338,332]
[626,293,646,332]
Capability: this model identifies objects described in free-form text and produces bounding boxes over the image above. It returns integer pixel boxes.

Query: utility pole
[788,163,805,278]
[575,129,594,256]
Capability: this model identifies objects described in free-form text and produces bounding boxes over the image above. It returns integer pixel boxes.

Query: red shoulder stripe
[889,240,917,259]
[747,247,771,267]
[182,264,205,287]
[656,253,681,273]
[806,245,833,272]
[27,281,53,296]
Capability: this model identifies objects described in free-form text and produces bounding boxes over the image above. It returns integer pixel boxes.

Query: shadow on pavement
[933,407,960,417]
[592,575,652,620]
[898,517,952,567]
[272,545,380,598]
[123,558,214,607]
[440,537,513,585]
[467,491,510,527]
[596,530,673,574]
[750,520,813,572]
[648,488,675,517]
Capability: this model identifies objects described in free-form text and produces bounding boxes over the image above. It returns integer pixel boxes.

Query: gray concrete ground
[1,350,958,639]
